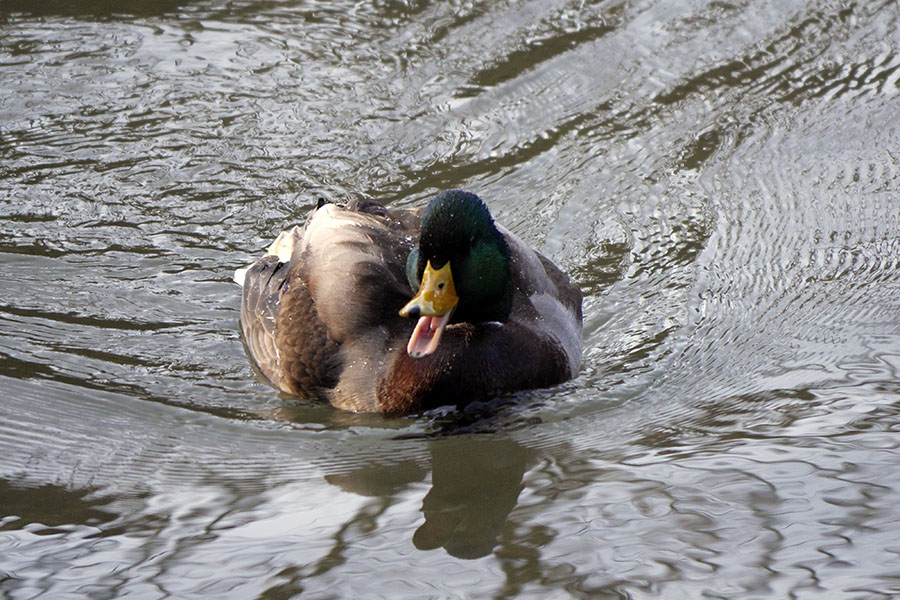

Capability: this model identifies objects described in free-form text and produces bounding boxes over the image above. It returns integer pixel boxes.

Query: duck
[234,190,583,416]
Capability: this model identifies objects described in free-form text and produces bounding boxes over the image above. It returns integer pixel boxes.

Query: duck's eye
[437,282,445,290]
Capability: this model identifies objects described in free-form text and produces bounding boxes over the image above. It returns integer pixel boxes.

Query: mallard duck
[234,190,582,415]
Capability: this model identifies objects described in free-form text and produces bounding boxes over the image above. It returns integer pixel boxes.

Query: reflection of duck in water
[413,436,531,559]
[235,190,583,415]
[325,435,533,560]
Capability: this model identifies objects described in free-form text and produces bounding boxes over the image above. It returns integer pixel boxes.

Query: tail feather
[233,266,249,287]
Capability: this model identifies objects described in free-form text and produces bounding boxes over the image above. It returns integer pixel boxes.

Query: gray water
[2,0,900,598]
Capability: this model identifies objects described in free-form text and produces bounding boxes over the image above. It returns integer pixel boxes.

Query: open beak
[399,260,458,358]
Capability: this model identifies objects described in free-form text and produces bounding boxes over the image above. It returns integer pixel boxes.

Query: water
[2,0,900,597]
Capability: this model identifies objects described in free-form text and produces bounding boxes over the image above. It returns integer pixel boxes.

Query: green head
[404,190,513,325]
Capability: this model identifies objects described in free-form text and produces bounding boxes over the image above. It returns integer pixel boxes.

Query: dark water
[2,0,900,597]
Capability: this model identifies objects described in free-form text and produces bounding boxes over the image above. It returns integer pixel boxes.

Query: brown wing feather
[295,202,422,411]
[238,232,342,398]
[238,200,423,407]
[273,264,340,398]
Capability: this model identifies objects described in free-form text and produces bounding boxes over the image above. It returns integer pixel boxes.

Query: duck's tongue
[406,312,452,358]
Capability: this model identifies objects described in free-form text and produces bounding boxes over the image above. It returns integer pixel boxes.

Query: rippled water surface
[3,0,900,597]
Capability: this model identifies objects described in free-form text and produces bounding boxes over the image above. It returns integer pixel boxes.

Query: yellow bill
[399,260,458,358]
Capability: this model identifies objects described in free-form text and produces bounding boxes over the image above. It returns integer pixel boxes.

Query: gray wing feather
[239,255,291,390]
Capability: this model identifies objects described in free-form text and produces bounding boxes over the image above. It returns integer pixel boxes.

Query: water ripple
[3,0,900,597]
